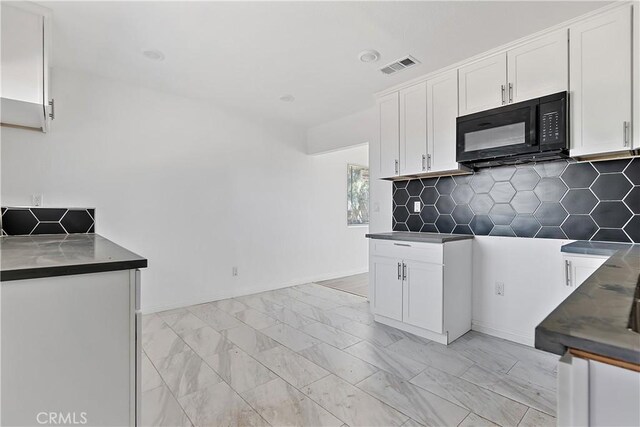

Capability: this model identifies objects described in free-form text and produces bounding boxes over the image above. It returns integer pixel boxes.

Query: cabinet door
[427,69,459,172]
[507,30,568,103]
[402,260,443,333]
[371,256,403,321]
[569,6,632,157]
[562,255,607,298]
[0,3,44,104]
[458,53,507,115]
[399,82,427,175]
[378,92,400,178]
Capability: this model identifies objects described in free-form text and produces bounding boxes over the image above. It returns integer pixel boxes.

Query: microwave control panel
[539,98,566,148]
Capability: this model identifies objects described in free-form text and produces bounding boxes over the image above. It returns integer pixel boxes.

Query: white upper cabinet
[378,92,400,178]
[507,30,568,103]
[427,69,459,173]
[458,53,507,116]
[399,82,428,175]
[569,5,633,157]
[1,2,52,132]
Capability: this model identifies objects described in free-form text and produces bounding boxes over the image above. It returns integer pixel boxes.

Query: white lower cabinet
[558,351,640,427]
[561,253,608,299]
[371,255,403,321]
[402,260,443,333]
[369,238,472,344]
[1,270,140,426]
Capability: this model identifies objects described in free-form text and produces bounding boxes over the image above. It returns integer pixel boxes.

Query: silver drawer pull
[393,243,411,247]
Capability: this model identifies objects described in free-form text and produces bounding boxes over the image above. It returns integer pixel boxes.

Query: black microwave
[456,91,568,168]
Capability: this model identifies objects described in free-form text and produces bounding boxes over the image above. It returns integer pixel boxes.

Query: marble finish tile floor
[141,282,557,426]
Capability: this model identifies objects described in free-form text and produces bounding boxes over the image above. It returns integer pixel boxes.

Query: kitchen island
[1,234,146,426]
[535,241,639,427]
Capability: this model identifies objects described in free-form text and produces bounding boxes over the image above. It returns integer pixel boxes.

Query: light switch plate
[413,201,421,213]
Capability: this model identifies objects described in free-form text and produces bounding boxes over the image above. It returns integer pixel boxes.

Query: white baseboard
[471,320,534,347]
[142,267,368,314]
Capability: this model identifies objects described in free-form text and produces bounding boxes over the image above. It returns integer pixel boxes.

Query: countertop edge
[1,259,148,282]
[365,232,474,243]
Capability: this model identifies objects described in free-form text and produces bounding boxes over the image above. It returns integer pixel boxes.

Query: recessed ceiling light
[142,49,165,61]
[279,94,295,102]
[358,49,380,63]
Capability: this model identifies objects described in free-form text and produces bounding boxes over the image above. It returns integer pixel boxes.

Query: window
[347,164,369,225]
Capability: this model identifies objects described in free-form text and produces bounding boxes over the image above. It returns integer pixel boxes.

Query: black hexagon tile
[435,215,456,233]
[452,205,474,225]
[470,174,494,193]
[511,191,540,214]
[591,174,632,201]
[561,163,598,188]
[436,177,456,195]
[420,187,438,205]
[534,177,568,202]
[511,215,541,238]
[511,169,540,191]
[435,195,455,215]
[470,215,494,235]
[420,205,439,224]
[624,158,640,185]
[562,215,599,240]
[489,182,516,203]
[624,187,640,214]
[489,204,516,225]
[470,194,493,215]
[592,158,630,173]
[591,202,632,228]
[535,202,568,226]
[623,215,640,242]
[1,209,38,235]
[452,184,474,204]
[407,180,424,197]
[561,189,598,214]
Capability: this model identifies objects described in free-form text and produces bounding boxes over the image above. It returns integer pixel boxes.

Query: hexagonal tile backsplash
[1,207,95,236]
[393,158,640,243]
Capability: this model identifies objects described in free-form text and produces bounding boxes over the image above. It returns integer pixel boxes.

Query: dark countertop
[535,242,640,364]
[366,232,474,244]
[1,234,147,281]
[560,240,634,257]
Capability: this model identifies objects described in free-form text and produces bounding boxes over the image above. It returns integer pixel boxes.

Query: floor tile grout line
[143,342,197,427]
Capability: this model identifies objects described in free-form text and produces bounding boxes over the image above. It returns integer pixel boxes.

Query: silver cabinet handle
[397,262,402,280]
[402,263,407,281]
[501,85,506,105]
[394,159,399,175]
[427,154,432,170]
[49,99,55,120]
[422,154,426,171]
[393,243,411,247]
[508,83,513,103]
[624,121,630,147]
[565,260,571,287]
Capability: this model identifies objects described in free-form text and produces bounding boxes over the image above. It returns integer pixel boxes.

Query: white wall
[307,106,392,234]
[471,236,573,346]
[1,68,368,312]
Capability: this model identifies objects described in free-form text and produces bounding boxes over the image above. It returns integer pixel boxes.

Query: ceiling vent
[380,56,420,75]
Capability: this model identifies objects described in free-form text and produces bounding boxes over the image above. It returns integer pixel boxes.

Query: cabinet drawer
[370,240,443,264]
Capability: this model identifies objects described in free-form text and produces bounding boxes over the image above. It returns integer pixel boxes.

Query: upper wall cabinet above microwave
[458,31,568,116]
[1,3,53,132]
[569,5,634,159]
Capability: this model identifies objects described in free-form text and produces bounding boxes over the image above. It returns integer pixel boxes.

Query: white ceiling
[46,1,608,128]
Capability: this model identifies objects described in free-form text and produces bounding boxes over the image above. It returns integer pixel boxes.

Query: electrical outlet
[232,267,238,277]
[413,201,421,213]
[31,194,43,207]
[495,282,505,296]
